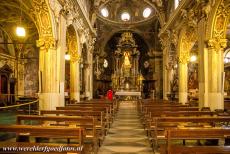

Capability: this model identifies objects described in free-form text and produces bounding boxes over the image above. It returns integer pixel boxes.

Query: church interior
[0,0,230,153]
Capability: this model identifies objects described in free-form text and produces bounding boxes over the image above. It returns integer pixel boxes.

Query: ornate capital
[187,9,198,28]
[165,62,173,70]
[171,30,178,47]
[207,38,227,52]
[195,0,211,19]
[181,9,198,28]
[36,37,56,51]
[71,52,81,63]
[160,30,170,50]
[178,52,190,64]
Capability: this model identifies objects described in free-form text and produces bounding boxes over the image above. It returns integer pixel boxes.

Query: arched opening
[188,42,198,101]
[65,25,79,102]
[178,26,198,104]
[224,48,230,96]
[0,0,39,106]
[93,30,157,99]
[224,24,230,97]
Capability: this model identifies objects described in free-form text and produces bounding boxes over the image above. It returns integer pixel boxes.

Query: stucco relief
[36,37,56,51]
[212,1,230,39]
[207,37,227,53]
[32,0,53,36]
[66,27,80,63]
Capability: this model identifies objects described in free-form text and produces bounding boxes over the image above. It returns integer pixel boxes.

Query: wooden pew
[56,106,111,128]
[65,103,115,117]
[138,103,186,113]
[40,110,106,143]
[0,125,84,154]
[164,128,230,154]
[141,107,199,128]
[150,111,215,117]
[143,111,216,135]
[70,99,118,112]
[150,116,230,149]
[16,115,98,153]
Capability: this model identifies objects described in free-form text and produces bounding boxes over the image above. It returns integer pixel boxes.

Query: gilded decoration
[112,32,142,92]
[213,2,230,39]
[171,30,178,47]
[178,52,190,64]
[207,38,227,52]
[36,37,56,51]
[67,31,80,63]
[178,27,197,64]
[118,32,137,47]
[32,0,53,36]
[160,30,170,55]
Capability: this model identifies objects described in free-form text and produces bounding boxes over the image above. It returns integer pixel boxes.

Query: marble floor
[98,101,154,154]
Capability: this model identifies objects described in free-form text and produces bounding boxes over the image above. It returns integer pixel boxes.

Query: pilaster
[37,36,62,110]
[198,17,209,109]
[70,59,81,102]
[178,53,189,104]
[160,31,170,100]
[207,38,227,110]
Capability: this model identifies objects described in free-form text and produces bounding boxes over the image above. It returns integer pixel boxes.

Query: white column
[163,52,169,100]
[38,40,61,110]
[207,38,227,110]
[179,61,188,104]
[86,52,93,99]
[57,14,66,107]
[198,18,209,108]
[70,61,80,101]
[161,34,170,100]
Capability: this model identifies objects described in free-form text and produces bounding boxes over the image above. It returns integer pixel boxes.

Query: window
[103,59,108,68]
[174,0,180,9]
[101,8,109,17]
[224,49,230,64]
[143,8,151,18]
[121,12,130,21]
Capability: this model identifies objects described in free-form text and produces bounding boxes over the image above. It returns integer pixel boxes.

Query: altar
[115,91,141,100]
[115,91,141,96]
[112,32,143,100]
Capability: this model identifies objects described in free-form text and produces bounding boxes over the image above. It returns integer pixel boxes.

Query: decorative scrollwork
[36,37,56,51]
[207,38,227,52]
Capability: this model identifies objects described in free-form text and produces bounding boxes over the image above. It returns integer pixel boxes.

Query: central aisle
[98,101,153,154]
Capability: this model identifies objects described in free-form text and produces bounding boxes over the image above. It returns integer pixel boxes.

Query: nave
[99,101,153,154]
[2,99,230,154]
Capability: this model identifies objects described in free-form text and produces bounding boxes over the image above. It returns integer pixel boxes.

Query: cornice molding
[75,0,96,36]
[159,0,190,37]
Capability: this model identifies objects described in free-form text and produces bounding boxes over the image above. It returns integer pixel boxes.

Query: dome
[97,0,156,24]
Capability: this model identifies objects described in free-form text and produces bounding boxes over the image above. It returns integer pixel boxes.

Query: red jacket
[107,90,113,100]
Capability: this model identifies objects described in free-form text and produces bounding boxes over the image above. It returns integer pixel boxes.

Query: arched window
[174,0,180,9]
[121,12,130,21]
[224,49,230,64]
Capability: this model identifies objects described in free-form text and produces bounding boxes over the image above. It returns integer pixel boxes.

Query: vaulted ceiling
[94,0,169,26]
[0,0,38,43]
